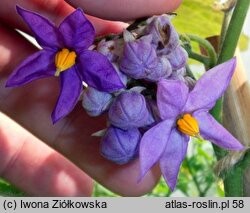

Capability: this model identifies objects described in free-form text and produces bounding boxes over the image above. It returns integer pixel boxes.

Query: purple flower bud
[185,76,196,90]
[120,39,171,81]
[139,34,153,43]
[112,63,128,86]
[169,68,196,90]
[140,99,161,133]
[97,39,118,62]
[170,67,186,81]
[146,99,161,124]
[123,30,136,42]
[129,86,146,93]
[100,126,141,164]
[108,91,150,129]
[143,15,179,54]
[167,46,188,70]
[82,87,113,116]
[120,40,157,79]
[145,55,172,81]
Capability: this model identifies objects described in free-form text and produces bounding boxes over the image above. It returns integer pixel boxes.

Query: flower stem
[186,34,217,68]
[210,0,250,196]
[217,0,250,64]
[185,158,204,196]
[219,9,234,53]
[186,51,210,67]
[223,151,250,196]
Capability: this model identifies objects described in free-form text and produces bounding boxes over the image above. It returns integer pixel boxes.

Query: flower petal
[157,79,189,120]
[160,129,189,191]
[51,66,82,123]
[184,58,236,112]
[139,120,174,179]
[59,8,95,51]
[78,50,124,92]
[6,50,55,87]
[16,6,61,49]
[194,111,244,150]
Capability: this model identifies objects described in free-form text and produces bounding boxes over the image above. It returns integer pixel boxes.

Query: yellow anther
[55,48,77,76]
[177,114,200,137]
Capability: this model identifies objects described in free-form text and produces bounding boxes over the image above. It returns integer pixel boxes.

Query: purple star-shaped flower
[6,6,124,123]
[139,58,244,191]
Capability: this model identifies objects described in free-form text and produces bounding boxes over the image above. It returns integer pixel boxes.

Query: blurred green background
[0,0,249,197]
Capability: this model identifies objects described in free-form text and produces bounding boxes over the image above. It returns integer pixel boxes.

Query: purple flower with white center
[120,39,172,81]
[108,91,150,130]
[82,87,113,117]
[6,6,124,123]
[139,58,244,191]
[100,126,141,164]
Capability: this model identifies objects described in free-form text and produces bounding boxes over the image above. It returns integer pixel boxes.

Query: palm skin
[0,0,182,196]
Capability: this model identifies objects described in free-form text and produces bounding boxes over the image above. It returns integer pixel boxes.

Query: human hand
[0,0,182,196]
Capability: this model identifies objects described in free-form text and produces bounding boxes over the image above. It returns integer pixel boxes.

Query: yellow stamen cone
[55,48,77,76]
[177,114,200,137]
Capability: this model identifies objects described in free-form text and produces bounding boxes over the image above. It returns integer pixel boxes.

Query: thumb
[64,0,182,21]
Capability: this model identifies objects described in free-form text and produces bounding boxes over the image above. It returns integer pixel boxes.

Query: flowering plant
[5,4,248,194]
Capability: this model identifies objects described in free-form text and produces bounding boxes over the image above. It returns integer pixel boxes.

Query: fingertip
[86,15,128,35]
[100,160,161,196]
[65,0,183,21]
[121,163,161,196]
[165,0,183,12]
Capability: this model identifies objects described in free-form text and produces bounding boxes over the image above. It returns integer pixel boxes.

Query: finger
[0,22,36,76]
[0,25,161,196]
[0,0,126,35]
[0,112,93,196]
[65,0,183,21]
[53,105,162,196]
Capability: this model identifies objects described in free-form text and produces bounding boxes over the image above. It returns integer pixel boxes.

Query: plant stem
[210,0,250,196]
[187,34,217,68]
[186,50,210,67]
[212,0,250,152]
[223,151,250,196]
[186,158,204,196]
[219,9,233,53]
[217,1,250,64]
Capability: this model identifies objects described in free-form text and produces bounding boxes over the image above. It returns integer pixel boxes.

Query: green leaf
[0,179,25,196]
[93,182,118,197]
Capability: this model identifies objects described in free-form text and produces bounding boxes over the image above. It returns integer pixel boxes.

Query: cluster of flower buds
[7,7,243,191]
[82,14,194,164]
